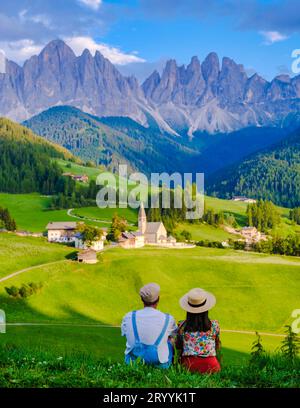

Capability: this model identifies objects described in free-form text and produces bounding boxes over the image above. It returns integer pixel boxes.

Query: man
[121,283,177,368]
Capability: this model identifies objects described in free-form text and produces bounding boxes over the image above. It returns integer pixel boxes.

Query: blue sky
[0,0,300,81]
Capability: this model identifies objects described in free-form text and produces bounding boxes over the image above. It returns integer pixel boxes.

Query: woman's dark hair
[184,311,211,332]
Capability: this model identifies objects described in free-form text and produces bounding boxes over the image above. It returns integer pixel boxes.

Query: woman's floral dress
[178,319,220,357]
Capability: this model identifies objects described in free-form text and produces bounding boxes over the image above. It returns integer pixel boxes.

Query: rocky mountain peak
[201,52,220,83]
[1,40,300,135]
[40,39,76,62]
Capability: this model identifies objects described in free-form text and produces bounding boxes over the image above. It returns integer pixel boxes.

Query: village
[43,198,270,264]
[46,203,194,264]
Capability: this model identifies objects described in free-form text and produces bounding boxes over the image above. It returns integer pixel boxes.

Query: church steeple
[138,202,147,234]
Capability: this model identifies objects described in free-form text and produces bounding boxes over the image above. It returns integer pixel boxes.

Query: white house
[74,231,107,252]
[232,196,256,203]
[46,222,77,243]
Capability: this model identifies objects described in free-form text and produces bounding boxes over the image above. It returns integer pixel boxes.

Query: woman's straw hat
[179,288,216,314]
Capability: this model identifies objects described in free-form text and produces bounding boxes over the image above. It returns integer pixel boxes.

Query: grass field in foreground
[0,234,299,364]
[1,344,298,388]
[0,326,283,367]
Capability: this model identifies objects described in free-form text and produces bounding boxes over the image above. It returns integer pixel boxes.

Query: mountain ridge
[1,39,300,135]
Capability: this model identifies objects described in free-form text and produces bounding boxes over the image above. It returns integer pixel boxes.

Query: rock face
[1,39,300,135]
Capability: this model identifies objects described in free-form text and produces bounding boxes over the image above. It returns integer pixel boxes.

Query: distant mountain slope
[206,128,300,207]
[193,126,289,175]
[24,105,293,176]
[1,39,300,135]
[23,106,198,174]
[0,117,75,194]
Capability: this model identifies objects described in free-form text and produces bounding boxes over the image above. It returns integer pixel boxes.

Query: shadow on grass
[65,251,79,261]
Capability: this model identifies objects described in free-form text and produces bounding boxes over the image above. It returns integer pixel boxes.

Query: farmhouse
[77,249,98,264]
[232,196,256,203]
[119,231,145,249]
[46,222,77,243]
[241,226,260,240]
[240,226,267,244]
[74,231,107,251]
[62,173,89,183]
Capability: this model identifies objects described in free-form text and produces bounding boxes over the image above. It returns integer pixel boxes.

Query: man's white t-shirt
[121,307,177,363]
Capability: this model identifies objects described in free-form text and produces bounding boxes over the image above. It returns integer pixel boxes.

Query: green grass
[0,193,137,232]
[56,159,103,181]
[175,222,233,242]
[0,345,299,388]
[1,245,298,332]
[0,193,75,232]
[0,234,70,279]
[0,326,282,367]
[0,235,299,364]
[72,206,138,226]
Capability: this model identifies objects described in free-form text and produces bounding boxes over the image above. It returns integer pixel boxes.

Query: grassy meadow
[0,188,299,379]
[0,193,138,231]
[1,188,300,242]
[0,234,299,366]
[0,234,70,279]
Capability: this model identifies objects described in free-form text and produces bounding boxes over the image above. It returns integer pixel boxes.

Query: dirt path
[67,208,112,224]
[0,260,68,283]
[4,322,285,338]
[67,208,135,226]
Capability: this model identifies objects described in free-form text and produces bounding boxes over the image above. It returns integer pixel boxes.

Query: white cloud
[260,31,288,45]
[0,36,146,66]
[0,39,44,63]
[18,9,52,28]
[78,0,102,10]
[64,36,146,65]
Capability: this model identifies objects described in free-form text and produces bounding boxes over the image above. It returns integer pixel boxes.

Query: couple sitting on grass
[121,283,221,374]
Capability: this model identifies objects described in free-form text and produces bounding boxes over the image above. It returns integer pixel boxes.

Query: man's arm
[121,313,130,337]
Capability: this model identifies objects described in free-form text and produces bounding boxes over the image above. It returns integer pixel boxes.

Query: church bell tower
[138,202,147,234]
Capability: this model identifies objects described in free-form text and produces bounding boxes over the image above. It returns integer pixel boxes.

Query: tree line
[247,200,280,232]
[0,119,76,195]
[0,207,17,231]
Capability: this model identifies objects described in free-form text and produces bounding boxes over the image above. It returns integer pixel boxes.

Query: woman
[176,288,221,374]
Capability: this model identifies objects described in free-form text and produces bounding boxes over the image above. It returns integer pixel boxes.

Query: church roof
[145,222,164,234]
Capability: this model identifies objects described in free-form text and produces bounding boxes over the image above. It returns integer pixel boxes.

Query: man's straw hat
[139,283,160,303]
[179,288,216,313]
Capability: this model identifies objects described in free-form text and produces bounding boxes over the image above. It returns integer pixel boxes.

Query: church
[138,202,169,244]
[118,203,176,248]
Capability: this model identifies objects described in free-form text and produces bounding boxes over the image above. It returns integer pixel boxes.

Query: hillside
[0,118,76,194]
[23,106,198,174]
[0,236,298,365]
[207,127,300,207]
[24,106,293,176]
